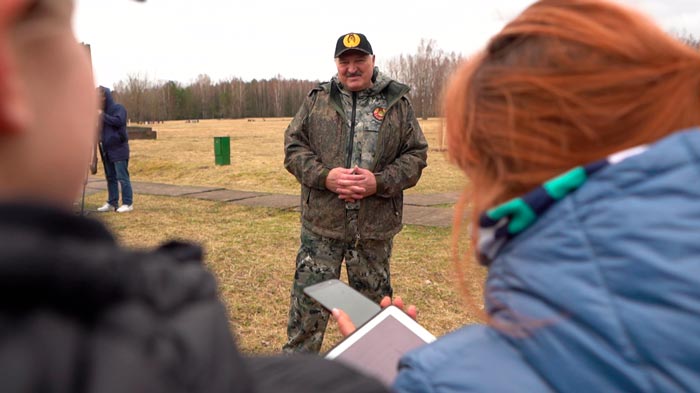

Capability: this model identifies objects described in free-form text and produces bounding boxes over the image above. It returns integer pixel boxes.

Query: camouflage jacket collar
[332,68,392,98]
[326,67,410,110]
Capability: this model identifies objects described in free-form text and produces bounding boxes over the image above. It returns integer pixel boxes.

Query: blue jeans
[104,159,133,206]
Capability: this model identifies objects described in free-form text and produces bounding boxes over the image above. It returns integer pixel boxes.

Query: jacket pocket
[302,188,345,234]
[360,195,402,238]
[391,196,402,223]
[105,132,121,147]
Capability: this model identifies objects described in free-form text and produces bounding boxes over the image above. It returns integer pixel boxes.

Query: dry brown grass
[89,118,485,355]
[119,118,467,195]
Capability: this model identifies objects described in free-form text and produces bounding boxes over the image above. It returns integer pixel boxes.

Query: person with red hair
[336,0,700,391]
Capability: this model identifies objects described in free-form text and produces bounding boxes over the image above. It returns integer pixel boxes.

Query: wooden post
[439,117,446,151]
[82,43,99,175]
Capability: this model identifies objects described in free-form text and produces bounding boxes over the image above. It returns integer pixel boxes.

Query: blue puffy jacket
[99,86,129,162]
[394,129,700,392]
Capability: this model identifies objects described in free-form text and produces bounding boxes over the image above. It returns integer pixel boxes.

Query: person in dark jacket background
[0,0,390,392]
[97,86,134,213]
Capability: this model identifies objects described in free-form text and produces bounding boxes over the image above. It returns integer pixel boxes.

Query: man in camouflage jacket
[283,33,428,353]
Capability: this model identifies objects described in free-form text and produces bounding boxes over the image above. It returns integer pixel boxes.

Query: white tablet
[325,305,436,386]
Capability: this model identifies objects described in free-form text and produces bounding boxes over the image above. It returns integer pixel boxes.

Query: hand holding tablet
[304,279,435,386]
[326,305,435,386]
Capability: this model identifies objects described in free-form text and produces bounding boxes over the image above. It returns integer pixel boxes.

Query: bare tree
[113,73,153,123]
[382,39,463,120]
[676,31,700,49]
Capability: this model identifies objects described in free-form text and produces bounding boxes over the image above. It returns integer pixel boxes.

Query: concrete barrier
[127,126,157,140]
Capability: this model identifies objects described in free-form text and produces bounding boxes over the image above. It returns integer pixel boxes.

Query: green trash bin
[214,136,231,165]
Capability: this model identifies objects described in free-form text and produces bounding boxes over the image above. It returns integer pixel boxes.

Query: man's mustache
[345,71,362,78]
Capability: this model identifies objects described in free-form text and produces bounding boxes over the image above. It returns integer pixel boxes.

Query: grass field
[126,117,467,195]
[88,118,485,354]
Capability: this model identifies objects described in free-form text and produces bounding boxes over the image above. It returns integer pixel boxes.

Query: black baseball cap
[334,33,373,57]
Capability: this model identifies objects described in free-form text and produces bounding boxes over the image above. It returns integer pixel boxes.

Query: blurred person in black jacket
[0,1,388,392]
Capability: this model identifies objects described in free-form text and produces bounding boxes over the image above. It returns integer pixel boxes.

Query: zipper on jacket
[345,92,358,168]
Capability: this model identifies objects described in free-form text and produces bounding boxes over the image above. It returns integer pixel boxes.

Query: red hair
[445,0,700,319]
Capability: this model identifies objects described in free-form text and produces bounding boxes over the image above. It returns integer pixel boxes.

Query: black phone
[303,279,381,327]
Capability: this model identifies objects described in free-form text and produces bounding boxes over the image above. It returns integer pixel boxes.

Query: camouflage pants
[283,218,393,354]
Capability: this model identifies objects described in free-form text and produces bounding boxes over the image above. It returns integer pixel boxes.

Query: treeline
[112,40,464,122]
[112,33,699,123]
[112,74,316,122]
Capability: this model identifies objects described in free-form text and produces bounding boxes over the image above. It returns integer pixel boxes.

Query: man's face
[0,0,98,206]
[335,50,375,92]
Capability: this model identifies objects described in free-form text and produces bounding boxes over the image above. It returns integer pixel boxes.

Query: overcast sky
[74,0,700,89]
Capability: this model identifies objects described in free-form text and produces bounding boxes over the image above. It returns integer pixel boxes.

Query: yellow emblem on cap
[343,34,361,48]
